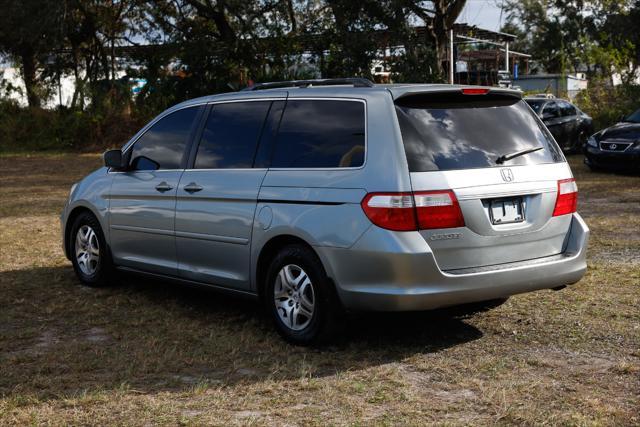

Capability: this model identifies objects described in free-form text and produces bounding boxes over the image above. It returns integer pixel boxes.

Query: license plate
[489,197,524,224]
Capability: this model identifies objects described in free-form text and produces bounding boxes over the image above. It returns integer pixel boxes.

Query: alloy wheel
[75,225,100,275]
[273,264,315,331]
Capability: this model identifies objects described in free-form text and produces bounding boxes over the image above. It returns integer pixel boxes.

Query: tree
[142,0,294,95]
[61,0,142,110]
[1,0,467,111]
[405,0,467,75]
[502,0,568,74]
[0,0,64,107]
[502,0,638,80]
[592,0,640,82]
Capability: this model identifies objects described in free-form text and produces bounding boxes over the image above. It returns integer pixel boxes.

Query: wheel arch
[254,234,335,303]
[64,205,103,260]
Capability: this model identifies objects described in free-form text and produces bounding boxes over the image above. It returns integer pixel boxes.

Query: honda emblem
[500,168,514,182]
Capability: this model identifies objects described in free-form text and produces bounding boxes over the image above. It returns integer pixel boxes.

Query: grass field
[1,153,638,425]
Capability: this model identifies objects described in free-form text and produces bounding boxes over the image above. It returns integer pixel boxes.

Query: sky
[456,0,505,32]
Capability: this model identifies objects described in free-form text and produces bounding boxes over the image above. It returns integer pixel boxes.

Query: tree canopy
[0,1,471,108]
[502,0,639,81]
[1,0,638,110]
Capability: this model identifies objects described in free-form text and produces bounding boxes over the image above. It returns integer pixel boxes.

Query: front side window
[130,107,200,170]
[396,94,564,172]
[194,101,272,169]
[271,100,365,168]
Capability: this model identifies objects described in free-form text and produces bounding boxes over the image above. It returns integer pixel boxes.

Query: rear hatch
[394,89,575,271]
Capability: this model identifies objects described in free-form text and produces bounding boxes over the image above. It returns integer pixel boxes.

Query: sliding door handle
[184,182,203,193]
[155,182,173,192]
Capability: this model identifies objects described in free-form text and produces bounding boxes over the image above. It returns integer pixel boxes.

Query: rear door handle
[184,182,203,193]
[155,182,173,192]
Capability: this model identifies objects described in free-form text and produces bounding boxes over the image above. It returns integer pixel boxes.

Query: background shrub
[574,81,640,131]
[0,100,149,153]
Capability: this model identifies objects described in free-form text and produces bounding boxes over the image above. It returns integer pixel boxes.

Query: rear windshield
[396,94,564,172]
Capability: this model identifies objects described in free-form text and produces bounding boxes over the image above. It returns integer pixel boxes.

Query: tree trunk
[431,12,448,75]
[429,0,467,76]
[287,0,297,34]
[20,48,40,108]
[71,45,81,109]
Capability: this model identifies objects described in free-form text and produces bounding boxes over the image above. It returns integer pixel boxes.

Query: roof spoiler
[394,86,522,101]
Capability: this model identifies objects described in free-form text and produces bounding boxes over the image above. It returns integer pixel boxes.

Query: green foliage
[0,100,147,152]
[388,43,442,83]
[574,81,640,130]
[2,1,638,156]
[0,0,65,107]
[503,0,639,79]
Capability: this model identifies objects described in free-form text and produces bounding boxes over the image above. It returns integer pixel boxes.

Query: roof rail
[241,78,375,91]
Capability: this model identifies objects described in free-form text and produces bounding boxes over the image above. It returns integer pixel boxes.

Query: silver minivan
[61,79,589,344]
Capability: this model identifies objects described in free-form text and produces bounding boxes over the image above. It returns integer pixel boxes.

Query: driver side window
[129,106,200,170]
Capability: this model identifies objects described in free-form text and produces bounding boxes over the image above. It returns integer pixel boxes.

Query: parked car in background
[525,97,593,152]
[61,79,589,344]
[530,93,556,99]
[584,108,640,172]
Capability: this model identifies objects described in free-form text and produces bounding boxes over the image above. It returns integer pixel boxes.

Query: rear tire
[264,244,341,345]
[69,212,114,287]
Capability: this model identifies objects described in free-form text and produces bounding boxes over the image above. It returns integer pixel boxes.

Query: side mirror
[103,149,124,169]
[619,114,627,122]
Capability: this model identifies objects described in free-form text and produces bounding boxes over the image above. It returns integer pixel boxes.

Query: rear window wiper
[496,146,544,164]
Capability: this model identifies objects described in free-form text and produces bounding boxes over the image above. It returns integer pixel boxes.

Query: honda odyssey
[61,78,589,344]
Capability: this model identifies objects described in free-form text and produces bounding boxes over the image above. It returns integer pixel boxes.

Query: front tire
[69,212,114,287]
[264,244,340,345]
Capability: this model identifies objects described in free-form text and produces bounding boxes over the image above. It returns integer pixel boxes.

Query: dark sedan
[525,97,594,152]
[584,109,640,172]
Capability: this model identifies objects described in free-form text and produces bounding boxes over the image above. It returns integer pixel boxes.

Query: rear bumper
[317,213,589,312]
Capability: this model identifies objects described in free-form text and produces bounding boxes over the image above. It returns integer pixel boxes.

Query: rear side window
[559,101,577,117]
[130,107,200,170]
[194,101,271,169]
[543,102,560,118]
[396,94,563,172]
[271,100,365,168]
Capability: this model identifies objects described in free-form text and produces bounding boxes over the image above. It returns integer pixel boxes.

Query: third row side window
[270,100,366,168]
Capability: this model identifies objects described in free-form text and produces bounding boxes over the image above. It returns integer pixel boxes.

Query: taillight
[461,88,490,95]
[361,190,464,231]
[414,190,465,229]
[553,178,578,216]
[360,193,416,231]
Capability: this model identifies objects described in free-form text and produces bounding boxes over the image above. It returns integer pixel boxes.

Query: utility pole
[505,41,510,72]
[449,29,454,84]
